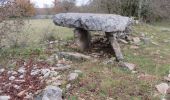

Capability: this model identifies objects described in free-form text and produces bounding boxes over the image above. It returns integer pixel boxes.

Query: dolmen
[53,13,133,61]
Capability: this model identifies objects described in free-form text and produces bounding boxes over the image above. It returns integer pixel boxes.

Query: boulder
[35,86,63,100]
[155,83,169,94]
[58,52,92,61]
[53,13,133,33]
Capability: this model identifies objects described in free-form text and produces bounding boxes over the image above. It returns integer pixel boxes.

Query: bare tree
[0,0,25,48]
[53,0,76,13]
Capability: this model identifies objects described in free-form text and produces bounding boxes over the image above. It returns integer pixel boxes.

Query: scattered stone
[42,86,62,100]
[103,59,115,65]
[140,32,145,37]
[54,65,71,71]
[132,37,141,45]
[167,88,170,94]
[163,40,170,43]
[141,37,150,45]
[119,39,128,44]
[41,69,51,78]
[151,41,159,46]
[66,84,71,90]
[31,69,40,76]
[58,52,92,61]
[155,83,169,94]
[13,85,20,90]
[130,45,139,49]
[0,68,5,74]
[7,71,17,75]
[19,75,24,79]
[119,62,136,71]
[168,74,170,78]
[24,93,33,99]
[17,89,27,97]
[47,54,59,64]
[0,96,10,100]
[68,73,79,81]
[74,70,82,74]
[160,28,170,32]
[52,81,62,86]
[9,76,15,81]
[131,71,138,74]
[164,76,170,82]
[50,71,58,77]
[18,67,26,74]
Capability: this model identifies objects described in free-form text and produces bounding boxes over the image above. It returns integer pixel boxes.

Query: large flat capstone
[53,13,133,32]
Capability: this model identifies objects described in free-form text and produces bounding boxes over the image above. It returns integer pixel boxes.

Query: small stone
[151,41,159,46]
[167,88,170,94]
[56,63,65,67]
[74,70,82,74]
[66,84,71,90]
[58,52,92,61]
[168,74,170,78]
[164,77,170,81]
[18,67,26,74]
[119,62,136,71]
[24,93,33,99]
[0,68,5,74]
[52,81,62,86]
[41,69,51,78]
[9,76,15,81]
[42,86,62,100]
[132,37,141,45]
[131,71,138,74]
[68,73,79,81]
[155,83,169,94]
[130,45,139,49]
[142,37,150,45]
[0,96,10,100]
[55,65,71,71]
[7,71,17,75]
[14,85,20,90]
[19,75,24,79]
[50,71,58,77]
[31,69,40,76]
[119,39,128,44]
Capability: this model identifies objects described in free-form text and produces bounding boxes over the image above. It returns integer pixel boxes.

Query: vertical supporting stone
[74,28,91,51]
[106,32,124,61]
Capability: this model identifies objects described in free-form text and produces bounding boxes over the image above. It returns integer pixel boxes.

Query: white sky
[30,0,89,8]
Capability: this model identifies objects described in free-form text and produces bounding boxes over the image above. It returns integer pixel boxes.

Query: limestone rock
[0,96,10,100]
[0,68,5,74]
[41,69,51,78]
[74,70,82,74]
[18,67,26,74]
[58,52,92,61]
[42,86,63,100]
[53,13,133,33]
[9,76,15,81]
[119,62,136,70]
[155,83,169,94]
[141,37,150,45]
[132,37,141,45]
[68,73,79,81]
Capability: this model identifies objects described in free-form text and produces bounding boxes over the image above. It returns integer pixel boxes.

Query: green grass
[16,19,74,46]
